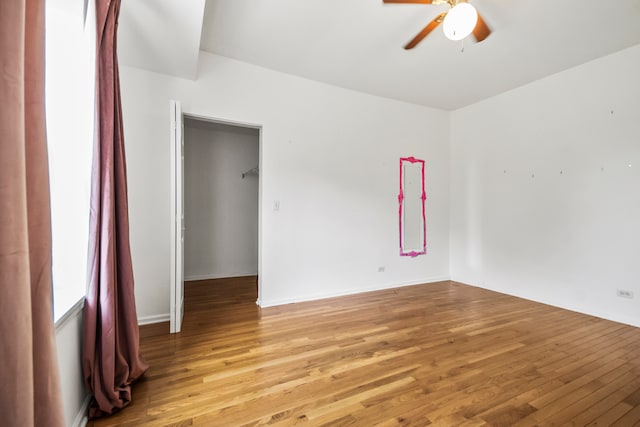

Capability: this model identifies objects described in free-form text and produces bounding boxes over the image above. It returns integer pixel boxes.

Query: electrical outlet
[378,266,385,273]
[616,289,634,299]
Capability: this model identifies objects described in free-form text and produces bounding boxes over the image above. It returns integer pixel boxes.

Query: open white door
[170,100,185,333]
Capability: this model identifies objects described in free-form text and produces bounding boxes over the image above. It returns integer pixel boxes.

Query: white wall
[121,52,450,321]
[450,44,640,327]
[55,306,90,427]
[184,122,259,280]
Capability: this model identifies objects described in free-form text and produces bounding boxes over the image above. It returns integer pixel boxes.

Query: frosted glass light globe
[442,3,478,41]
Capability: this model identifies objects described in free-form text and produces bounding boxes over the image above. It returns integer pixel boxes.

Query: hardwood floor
[88,277,640,426]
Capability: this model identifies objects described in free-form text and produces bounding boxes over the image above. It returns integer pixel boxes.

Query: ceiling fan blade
[383,0,433,4]
[404,12,446,49]
[472,13,491,42]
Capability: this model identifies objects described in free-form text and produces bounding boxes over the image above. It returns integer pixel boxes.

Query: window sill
[55,297,85,331]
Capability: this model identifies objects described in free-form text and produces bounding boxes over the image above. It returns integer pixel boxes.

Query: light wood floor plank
[87,277,640,426]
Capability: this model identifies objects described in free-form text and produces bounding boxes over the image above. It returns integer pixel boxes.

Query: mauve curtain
[0,0,65,426]
[82,0,148,418]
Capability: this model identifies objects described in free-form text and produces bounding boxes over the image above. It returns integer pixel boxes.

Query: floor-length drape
[82,0,148,418]
[0,0,65,426]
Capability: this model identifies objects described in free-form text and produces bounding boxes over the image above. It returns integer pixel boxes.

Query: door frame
[170,100,184,333]
[169,104,263,333]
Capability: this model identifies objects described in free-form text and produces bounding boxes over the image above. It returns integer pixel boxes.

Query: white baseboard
[258,275,451,308]
[184,272,257,281]
[452,277,640,329]
[139,276,451,323]
[138,313,170,325]
[73,394,91,427]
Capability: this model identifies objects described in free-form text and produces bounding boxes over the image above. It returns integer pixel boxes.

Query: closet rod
[242,166,259,178]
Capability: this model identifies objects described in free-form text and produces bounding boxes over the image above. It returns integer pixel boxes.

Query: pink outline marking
[399,156,427,257]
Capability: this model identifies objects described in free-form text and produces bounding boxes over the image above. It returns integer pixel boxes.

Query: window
[45,0,95,321]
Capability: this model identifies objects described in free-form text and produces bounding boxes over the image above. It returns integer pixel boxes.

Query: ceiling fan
[384,0,491,49]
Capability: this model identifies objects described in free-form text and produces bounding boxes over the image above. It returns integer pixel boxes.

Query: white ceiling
[119,0,640,110]
[118,0,205,79]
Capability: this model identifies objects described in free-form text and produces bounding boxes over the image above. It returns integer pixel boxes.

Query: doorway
[170,103,261,333]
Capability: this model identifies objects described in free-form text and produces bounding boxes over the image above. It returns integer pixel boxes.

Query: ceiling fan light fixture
[442,2,478,41]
